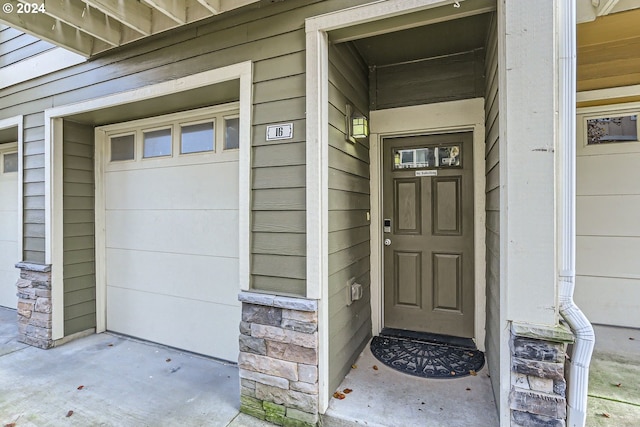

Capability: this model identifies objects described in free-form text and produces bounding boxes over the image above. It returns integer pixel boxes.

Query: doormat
[370,333,485,379]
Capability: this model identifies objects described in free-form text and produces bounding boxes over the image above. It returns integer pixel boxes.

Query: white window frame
[223,114,240,151]
[577,102,640,156]
[142,126,174,159]
[108,132,137,163]
[179,118,217,155]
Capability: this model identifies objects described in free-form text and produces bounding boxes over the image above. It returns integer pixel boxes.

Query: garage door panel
[106,248,239,305]
[0,211,18,238]
[0,183,17,201]
[575,275,640,328]
[105,162,238,211]
[106,209,239,256]
[107,286,240,362]
[577,195,640,237]
[577,236,640,278]
[0,242,18,261]
[577,153,640,196]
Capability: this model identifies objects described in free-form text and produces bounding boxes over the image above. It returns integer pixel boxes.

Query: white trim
[369,99,486,351]
[0,48,86,90]
[305,0,494,414]
[44,62,253,340]
[0,116,23,289]
[577,84,640,104]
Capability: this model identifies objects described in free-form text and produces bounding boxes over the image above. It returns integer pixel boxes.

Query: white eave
[0,0,261,57]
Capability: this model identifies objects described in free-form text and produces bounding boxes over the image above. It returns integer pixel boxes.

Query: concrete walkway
[0,307,269,427]
[586,325,640,427]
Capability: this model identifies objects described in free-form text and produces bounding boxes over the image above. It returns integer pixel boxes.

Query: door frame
[369,98,486,350]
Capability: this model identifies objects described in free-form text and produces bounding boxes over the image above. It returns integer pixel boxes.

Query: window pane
[143,128,172,158]
[3,152,18,173]
[393,145,460,169]
[225,118,240,150]
[181,122,214,154]
[110,134,135,161]
[587,115,638,145]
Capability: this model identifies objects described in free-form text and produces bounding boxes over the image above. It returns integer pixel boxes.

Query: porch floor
[322,339,499,427]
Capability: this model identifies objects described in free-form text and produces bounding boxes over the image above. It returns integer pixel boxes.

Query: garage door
[102,107,241,361]
[0,147,19,309]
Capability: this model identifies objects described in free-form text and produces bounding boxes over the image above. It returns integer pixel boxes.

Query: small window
[393,145,460,169]
[224,117,240,150]
[587,115,638,145]
[143,128,172,158]
[110,134,135,161]
[181,122,214,154]
[3,152,18,173]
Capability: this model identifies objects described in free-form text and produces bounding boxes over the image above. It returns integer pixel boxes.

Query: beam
[83,0,152,35]
[142,0,187,24]
[19,0,122,46]
[196,0,221,14]
[0,1,93,56]
[594,0,620,15]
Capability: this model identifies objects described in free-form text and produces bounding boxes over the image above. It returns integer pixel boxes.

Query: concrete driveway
[0,307,269,427]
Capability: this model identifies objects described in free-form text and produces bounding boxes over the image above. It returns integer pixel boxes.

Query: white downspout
[557,1,595,426]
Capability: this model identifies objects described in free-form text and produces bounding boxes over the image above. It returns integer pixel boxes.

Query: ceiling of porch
[0,0,261,57]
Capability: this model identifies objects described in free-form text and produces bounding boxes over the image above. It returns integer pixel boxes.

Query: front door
[383,132,474,337]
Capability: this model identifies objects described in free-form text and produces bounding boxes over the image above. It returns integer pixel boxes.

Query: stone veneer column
[238,291,319,427]
[510,322,575,427]
[15,262,53,349]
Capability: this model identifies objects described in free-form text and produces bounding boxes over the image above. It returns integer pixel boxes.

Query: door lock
[384,238,392,246]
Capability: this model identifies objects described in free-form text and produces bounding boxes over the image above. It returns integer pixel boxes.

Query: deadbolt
[384,238,392,246]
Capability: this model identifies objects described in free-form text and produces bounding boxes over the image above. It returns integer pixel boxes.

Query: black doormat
[370,333,485,379]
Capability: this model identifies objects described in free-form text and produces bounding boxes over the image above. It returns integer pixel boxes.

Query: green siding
[0,0,374,299]
[484,14,501,411]
[62,120,96,335]
[327,42,372,394]
[0,25,55,68]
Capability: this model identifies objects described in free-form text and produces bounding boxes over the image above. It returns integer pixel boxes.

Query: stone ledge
[510,388,567,419]
[512,322,574,344]
[15,262,52,273]
[239,291,317,312]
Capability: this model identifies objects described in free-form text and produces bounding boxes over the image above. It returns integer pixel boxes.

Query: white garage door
[102,107,241,361]
[0,147,19,309]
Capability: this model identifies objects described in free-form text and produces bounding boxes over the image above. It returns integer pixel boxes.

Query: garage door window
[110,134,135,162]
[3,152,18,173]
[587,114,638,145]
[144,128,172,158]
[181,121,214,154]
[224,117,239,150]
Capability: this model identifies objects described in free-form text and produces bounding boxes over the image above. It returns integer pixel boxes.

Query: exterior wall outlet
[346,277,363,305]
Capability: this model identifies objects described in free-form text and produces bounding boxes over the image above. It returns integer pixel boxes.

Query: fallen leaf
[66,410,74,418]
[166,358,171,362]
[421,402,425,405]
[333,391,346,400]
[108,344,113,347]
[630,337,635,341]
[450,371,456,376]
[615,383,622,387]
[343,388,353,394]
[351,364,357,369]
[372,365,379,370]
[601,413,611,418]
[466,388,471,391]
[77,385,84,390]
[5,423,16,427]
[469,370,477,376]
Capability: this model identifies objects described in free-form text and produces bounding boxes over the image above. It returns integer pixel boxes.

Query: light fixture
[345,104,369,143]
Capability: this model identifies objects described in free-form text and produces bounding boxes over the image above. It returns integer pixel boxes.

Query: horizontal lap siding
[327,42,372,393]
[62,121,96,335]
[0,26,55,68]
[22,113,46,263]
[483,16,501,410]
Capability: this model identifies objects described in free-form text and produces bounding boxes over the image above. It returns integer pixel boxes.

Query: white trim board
[577,84,640,103]
[44,62,253,340]
[369,98,487,352]
[305,0,495,414]
[0,116,24,291]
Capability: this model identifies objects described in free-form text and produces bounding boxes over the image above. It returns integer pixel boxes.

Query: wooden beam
[0,1,93,56]
[595,0,620,15]
[196,0,221,14]
[142,0,186,24]
[20,0,122,46]
[83,0,152,35]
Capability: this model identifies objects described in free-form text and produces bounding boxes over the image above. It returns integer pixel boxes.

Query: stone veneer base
[238,291,319,427]
[510,321,574,427]
[15,262,53,349]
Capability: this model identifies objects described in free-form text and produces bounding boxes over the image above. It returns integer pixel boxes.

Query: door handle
[384,238,392,246]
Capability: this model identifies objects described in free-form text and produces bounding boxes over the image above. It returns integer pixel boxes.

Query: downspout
[557,1,595,426]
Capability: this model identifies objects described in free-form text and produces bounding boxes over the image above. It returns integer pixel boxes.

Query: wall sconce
[345,104,369,143]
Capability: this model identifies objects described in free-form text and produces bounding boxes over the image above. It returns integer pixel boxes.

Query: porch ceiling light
[345,103,369,142]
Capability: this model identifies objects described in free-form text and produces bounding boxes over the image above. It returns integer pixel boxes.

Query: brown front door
[383,132,474,337]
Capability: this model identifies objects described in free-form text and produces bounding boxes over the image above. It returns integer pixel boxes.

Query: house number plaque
[266,123,293,141]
